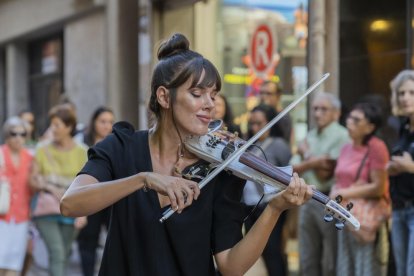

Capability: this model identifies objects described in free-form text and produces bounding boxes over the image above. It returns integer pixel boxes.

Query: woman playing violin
[60,33,312,276]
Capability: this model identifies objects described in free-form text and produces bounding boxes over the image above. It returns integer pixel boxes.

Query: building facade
[0,0,412,142]
[0,0,138,137]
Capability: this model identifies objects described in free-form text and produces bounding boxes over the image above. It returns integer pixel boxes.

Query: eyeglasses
[312,106,331,113]
[249,121,265,126]
[9,131,27,137]
[347,115,364,124]
[259,91,277,97]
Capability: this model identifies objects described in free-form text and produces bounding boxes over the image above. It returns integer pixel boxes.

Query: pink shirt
[334,137,389,196]
[0,145,33,223]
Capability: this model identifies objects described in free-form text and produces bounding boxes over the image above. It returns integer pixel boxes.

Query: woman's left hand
[268,173,312,212]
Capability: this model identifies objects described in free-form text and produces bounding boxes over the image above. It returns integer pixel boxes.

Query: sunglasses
[9,131,27,137]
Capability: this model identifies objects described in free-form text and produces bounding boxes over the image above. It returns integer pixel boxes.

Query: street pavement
[26,225,103,276]
[26,240,85,276]
[25,230,298,276]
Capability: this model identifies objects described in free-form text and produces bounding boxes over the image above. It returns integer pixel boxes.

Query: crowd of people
[0,102,115,276]
[0,33,413,276]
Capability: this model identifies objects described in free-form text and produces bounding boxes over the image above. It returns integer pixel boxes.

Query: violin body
[184,125,360,231]
[185,129,292,193]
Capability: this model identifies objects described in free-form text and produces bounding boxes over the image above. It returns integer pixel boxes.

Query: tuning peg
[323,214,334,222]
[346,202,354,211]
[335,195,343,203]
[335,220,345,230]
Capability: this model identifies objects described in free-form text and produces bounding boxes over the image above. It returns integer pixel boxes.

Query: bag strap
[354,147,370,182]
[0,146,5,173]
[44,144,59,174]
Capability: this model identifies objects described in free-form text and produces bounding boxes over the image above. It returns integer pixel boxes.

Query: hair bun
[157,33,190,60]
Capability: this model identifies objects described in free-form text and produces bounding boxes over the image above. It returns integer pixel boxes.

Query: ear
[333,109,341,121]
[365,122,375,135]
[156,86,171,109]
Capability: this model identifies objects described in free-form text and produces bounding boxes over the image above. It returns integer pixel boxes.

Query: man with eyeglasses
[290,92,349,276]
[259,81,292,144]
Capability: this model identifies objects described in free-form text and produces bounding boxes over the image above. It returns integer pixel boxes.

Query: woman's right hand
[144,172,200,213]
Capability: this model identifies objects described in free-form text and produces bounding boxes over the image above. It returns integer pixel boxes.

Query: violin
[180,124,360,231]
[159,73,360,231]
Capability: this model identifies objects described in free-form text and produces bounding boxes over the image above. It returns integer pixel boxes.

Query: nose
[203,94,215,110]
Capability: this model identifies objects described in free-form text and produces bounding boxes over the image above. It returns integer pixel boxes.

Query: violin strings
[221,142,327,200]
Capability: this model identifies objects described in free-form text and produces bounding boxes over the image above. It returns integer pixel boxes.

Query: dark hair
[248,104,280,138]
[351,102,383,145]
[261,80,283,94]
[217,94,234,126]
[251,104,277,123]
[84,106,114,146]
[18,109,36,140]
[48,104,78,137]
[149,33,221,120]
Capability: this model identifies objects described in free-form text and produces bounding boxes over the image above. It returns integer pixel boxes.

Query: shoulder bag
[349,147,391,243]
[0,147,11,215]
[31,145,70,217]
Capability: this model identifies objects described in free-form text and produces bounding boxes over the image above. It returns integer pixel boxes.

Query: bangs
[190,59,222,91]
[168,57,221,92]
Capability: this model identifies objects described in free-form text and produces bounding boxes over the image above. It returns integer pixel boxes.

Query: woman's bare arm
[61,172,200,217]
[214,173,312,275]
[60,173,146,217]
[331,169,387,200]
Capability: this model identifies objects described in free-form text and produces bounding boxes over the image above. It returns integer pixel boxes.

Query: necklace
[172,143,185,176]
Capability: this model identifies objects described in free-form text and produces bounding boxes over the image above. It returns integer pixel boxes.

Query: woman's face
[248,110,270,140]
[50,117,73,143]
[171,77,217,136]
[6,125,26,151]
[312,98,337,130]
[346,109,374,142]
[213,95,226,120]
[20,112,35,137]
[94,111,114,139]
[397,79,414,116]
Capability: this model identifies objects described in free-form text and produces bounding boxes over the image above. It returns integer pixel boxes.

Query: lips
[197,115,211,124]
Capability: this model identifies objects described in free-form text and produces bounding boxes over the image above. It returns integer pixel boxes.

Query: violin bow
[159,73,330,222]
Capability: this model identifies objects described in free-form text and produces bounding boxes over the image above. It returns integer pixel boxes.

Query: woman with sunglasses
[331,102,390,276]
[0,117,33,276]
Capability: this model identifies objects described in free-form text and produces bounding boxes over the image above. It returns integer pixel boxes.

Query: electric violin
[182,126,360,231]
[159,73,360,231]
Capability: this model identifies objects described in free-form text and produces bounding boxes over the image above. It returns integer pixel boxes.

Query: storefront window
[218,0,308,144]
[29,34,63,136]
